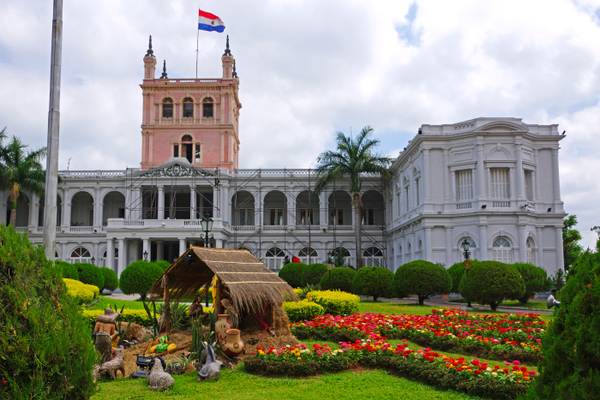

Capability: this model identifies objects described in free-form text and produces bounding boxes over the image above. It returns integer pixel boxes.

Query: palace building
[0,37,566,275]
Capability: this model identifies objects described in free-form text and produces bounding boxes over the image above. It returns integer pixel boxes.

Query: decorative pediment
[141,158,214,177]
[486,143,512,160]
[478,121,527,133]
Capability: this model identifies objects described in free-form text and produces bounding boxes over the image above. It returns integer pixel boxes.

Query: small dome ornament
[223,35,232,56]
[145,35,154,57]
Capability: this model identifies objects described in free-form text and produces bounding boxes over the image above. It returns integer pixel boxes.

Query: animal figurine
[148,357,175,391]
[95,347,125,380]
[197,344,222,381]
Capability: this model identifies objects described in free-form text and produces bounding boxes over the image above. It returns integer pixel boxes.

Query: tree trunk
[490,302,498,311]
[352,192,363,268]
[8,184,19,226]
[418,295,425,306]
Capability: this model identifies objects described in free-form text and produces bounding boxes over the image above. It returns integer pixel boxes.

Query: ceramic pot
[223,328,244,356]
[215,314,231,344]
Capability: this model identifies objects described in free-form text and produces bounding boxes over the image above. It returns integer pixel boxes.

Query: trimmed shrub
[511,263,549,304]
[76,263,104,290]
[447,262,465,293]
[320,267,356,293]
[100,267,119,291]
[0,225,96,399]
[119,260,165,300]
[460,261,525,310]
[352,266,394,301]
[279,262,306,288]
[394,260,451,305]
[306,290,360,315]
[55,260,79,280]
[154,259,170,271]
[283,300,325,322]
[534,252,600,399]
[82,308,159,327]
[64,278,99,304]
[303,263,329,286]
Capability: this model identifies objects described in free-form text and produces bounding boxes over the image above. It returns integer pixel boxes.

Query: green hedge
[76,263,104,290]
[352,266,394,301]
[511,263,549,304]
[55,260,79,280]
[394,260,451,305]
[0,225,96,399]
[279,263,330,288]
[306,290,360,315]
[283,300,325,322]
[303,263,329,285]
[320,267,356,292]
[447,262,465,293]
[460,261,525,310]
[100,267,119,291]
[119,260,165,300]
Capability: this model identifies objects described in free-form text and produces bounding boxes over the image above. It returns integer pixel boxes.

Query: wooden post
[159,275,171,333]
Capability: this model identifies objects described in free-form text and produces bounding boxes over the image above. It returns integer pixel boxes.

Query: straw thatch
[149,247,296,317]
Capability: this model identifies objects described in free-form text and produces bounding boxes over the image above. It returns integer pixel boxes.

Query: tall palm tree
[0,133,46,226]
[315,126,392,268]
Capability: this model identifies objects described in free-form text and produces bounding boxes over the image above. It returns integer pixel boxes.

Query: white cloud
[1,0,600,246]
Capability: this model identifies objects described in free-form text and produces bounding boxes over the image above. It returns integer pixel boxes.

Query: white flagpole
[195,27,199,78]
[43,0,63,260]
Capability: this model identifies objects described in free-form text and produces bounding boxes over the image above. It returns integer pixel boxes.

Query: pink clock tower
[139,35,241,170]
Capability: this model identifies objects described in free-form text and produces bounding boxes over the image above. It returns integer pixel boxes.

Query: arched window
[70,247,91,264]
[180,135,193,163]
[363,247,384,267]
[162,98,173,118]
[328,247,351,266]
[298,247,318,264]
[526,237,536,264]
[202,97,214,118]
[182,97,194,118]
[492,236,513,263]
[265,247,286,271]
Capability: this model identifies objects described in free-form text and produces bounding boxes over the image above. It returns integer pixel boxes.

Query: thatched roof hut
[149,247,295,322]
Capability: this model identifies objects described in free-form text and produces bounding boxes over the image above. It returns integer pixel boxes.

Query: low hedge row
[81,309,158,327]
[283,300,324,322]
[64,278,100,304]
[305,290,360,315]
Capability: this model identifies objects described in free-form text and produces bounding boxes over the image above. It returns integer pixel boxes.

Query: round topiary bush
[352,266,394,301]
[119,260,165,300]
[100,267,119,291]
[303,263,329,286]
[460,260,525,310]
[305,290,360,315]
[394,260,451,305]
[534,252,600,399]
[279,262,306,288]
[283,300,325,322]
[154,259,170,271]
[76,263,104,290]
[511,263,549,304]
[55,260,79,280]
[320,267,356,293]
[0,225,96,399]
[447,262,465,293]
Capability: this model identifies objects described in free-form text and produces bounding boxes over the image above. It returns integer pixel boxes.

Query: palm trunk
[9,183,20,226]
[352,192,363,268]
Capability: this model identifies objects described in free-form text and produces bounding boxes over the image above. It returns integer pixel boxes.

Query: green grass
[500,300,547,310]
[87,296,160,311]
[357,302,447,315]
[93,366,479,400]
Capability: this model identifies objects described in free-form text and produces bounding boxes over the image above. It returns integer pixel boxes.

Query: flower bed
[245,340,536,399]
[291,309,544,363]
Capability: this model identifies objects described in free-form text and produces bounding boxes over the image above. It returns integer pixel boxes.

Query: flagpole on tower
[195,27,199,78]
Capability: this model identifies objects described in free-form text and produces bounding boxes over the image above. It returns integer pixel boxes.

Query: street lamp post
[461,239,472,308]
[143,250,148,261]
[200,217,214,248]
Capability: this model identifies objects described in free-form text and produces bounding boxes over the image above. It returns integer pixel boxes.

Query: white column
[445,228,452,264]
[156,240,164,260]
[142,238,150,260]
[515,142,525,201]
[422,149,430,206]
[476,141,486,204]
[320,191,328,228]
[256,190,263,227]
[518,225,527,262]
[190,185,197,219]
[555,227,564,273]
[552,148,561,206]
[179,238,186,255]
[424,227,432,261]
[93,188,102,227]
[117,238,126,276]
[536,227,543,267]
[157,185,164,219]
[216,239,223,248]
[30,193,40,229]
[479,224,488,260]
[63,190,71,227]
[106,238,115,271]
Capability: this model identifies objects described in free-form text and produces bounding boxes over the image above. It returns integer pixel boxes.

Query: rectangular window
[415,177,420,205]
[455,170,474,201]
[524,170,534,201]
[364,209,375,225]
[299,209,314,225]
[329,209,345,225]
[396,191,401,217]
[269,209,284,225]
[173,144,179,157]
[490,168,510,199]
[194,144,201,163]
[404,186,409,211]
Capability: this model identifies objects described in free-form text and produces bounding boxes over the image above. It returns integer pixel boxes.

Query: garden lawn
[357,302,443,315]
[88,296,147,311]
[93,366,479,400]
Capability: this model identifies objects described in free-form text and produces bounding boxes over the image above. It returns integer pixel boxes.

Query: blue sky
[1,0,600,247]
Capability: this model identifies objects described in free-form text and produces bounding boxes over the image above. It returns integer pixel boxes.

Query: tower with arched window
[140,35,241,170]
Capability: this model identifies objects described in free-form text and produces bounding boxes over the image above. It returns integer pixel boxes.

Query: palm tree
[315,126,392,268]
[0,132,46,226]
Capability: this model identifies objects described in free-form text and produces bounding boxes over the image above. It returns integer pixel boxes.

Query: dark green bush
[119,260,165,300]
[279,262,306,288]
[447,262,465,293]
[76,263,104,290]
[154,259,170,271]
[0,225,96,399]
[320,267,356,292]
[100,267,119,291]
[460,261,525,310]
[511,263,549,304]
[303,263,329,286]
[535,252,600,399]
[394,260,451,305]
[352,266,394,301]
[55,260,79,280]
